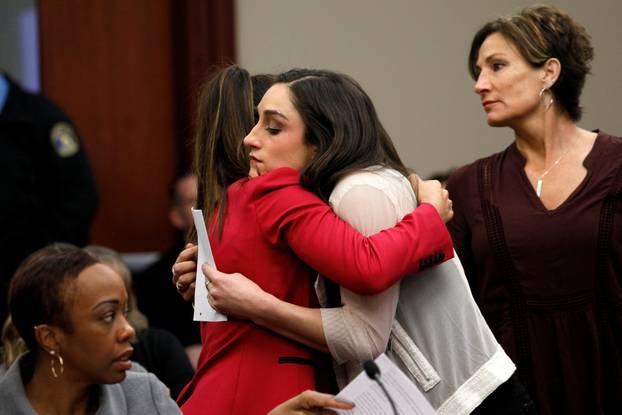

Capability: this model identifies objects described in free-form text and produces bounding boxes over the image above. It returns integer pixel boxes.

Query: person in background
[0,72,98,326]
[85,245,194,399]
[447,5,622,414]
[1,316,27,376]
[133,173,202,366]
[0,244,180,414]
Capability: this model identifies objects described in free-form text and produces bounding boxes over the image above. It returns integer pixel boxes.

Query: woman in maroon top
[447,5,622,414]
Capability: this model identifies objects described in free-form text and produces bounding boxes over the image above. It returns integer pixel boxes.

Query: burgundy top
[447,132,622,415]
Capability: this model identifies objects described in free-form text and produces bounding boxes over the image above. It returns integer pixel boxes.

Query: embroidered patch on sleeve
[50,122,80,157]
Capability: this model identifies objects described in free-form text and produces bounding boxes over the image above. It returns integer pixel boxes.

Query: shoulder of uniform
[20,88,71,124]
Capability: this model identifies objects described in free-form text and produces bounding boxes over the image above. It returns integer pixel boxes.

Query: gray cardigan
[0,353,182,415]
[316,169,515,415]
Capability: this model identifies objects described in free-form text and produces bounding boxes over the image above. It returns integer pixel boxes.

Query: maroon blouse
[447,132,622,415]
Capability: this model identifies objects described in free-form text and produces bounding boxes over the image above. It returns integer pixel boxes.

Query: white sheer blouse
[318,167,415,385]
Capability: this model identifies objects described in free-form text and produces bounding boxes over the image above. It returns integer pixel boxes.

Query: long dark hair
[193,66,274,238]
[276,69,408,202]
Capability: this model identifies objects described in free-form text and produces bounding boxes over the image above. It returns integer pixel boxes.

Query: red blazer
[178,168,453,415]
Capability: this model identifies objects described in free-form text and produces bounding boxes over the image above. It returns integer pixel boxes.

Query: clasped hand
[171,243,268,320]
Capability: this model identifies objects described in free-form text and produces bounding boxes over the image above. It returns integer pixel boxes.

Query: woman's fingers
[407,173,420,198]
[174,260,197,279]
[178,244,198,262]
[172,243,199,302]
[200,264,267,319]
[267,390,354,415]
[172,244,198,282]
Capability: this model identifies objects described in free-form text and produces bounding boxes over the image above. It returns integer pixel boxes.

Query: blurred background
[2,0,620,255]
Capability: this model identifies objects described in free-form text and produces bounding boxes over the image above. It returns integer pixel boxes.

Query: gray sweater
[0,353,182,414]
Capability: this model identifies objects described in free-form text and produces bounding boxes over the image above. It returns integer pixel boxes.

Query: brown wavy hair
[275,69,408,202]
[468,5,594,122]
[193,66,274,238]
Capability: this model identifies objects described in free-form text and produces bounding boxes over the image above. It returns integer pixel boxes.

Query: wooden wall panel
[39,0,176,252]
[172,0,236,169]
[38,0,235,252]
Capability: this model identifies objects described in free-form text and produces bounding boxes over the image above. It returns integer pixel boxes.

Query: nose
[118,315,135,342]
[243,124,261,149]
[473,72,490,95]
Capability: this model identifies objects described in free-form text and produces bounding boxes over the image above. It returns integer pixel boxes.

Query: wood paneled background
[38,0,234,252]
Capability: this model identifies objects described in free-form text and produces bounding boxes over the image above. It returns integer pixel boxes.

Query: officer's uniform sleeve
[34,95,98,246]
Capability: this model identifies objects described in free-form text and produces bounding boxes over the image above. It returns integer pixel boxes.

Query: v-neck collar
[507,131,603,214]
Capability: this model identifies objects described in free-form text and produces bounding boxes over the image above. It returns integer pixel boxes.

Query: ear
[34,324,63,353]
[542,58,561,89]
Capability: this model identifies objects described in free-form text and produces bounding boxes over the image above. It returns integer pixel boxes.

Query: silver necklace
[535,148,570,197]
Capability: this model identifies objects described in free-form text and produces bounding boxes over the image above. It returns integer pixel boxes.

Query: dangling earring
[539,87,554,111]
[49,349,64,379]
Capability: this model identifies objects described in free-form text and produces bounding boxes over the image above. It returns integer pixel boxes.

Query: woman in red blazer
[175,68,453,415]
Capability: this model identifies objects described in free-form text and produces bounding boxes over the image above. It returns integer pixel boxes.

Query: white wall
[0,0,39,91]
[237,0,621,177]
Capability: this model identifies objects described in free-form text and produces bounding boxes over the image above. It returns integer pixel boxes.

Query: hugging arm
[319,183,403,363]
[173,171,451,297]
[206,184,401,355]
[207,178,412,361]
[203,265,328,352]
[253,169,453,295]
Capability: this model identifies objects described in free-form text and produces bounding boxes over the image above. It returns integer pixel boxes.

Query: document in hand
[335,354,436,414]
[191,208,227,322]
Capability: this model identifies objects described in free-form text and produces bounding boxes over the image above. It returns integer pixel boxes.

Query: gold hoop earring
[49,349,64,379]
[539,87,554,111]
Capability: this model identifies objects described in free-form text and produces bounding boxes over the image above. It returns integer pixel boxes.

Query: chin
[486,115,509,127]
[101,370,128,384]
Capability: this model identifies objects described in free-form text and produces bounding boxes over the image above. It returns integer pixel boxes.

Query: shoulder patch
[50,122,79,157]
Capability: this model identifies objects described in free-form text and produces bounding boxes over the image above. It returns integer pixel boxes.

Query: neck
[26,356,97,415]
[512,107,582,168]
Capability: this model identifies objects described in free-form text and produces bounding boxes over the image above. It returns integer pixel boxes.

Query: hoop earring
[49,349,64,379]
[539,87,554,111]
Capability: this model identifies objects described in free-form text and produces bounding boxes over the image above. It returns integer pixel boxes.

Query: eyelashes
[100,307,130,323]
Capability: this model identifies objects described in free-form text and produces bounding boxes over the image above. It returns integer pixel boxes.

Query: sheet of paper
[192,208,227,322]
[335,354,436,415]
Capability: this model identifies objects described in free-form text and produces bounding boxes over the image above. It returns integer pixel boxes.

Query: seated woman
[0,244,181,415]
[85,245,195,399]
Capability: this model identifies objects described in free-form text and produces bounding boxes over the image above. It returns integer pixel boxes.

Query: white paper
[335,354,436,415]
[192,208,227,322]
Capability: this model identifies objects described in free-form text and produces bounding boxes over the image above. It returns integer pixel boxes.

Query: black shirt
[0,74,98,323]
